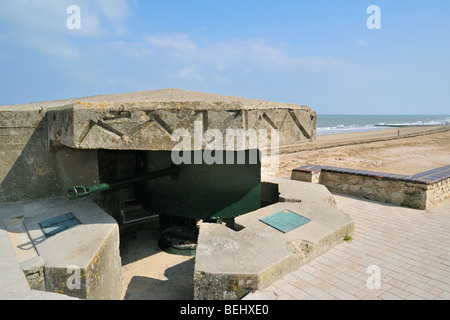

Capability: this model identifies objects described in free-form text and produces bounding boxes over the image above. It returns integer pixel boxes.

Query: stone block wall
[292,165,450,210]
[427,177,450,208]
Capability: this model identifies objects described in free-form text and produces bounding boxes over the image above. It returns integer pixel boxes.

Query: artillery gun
[66,166,180,200]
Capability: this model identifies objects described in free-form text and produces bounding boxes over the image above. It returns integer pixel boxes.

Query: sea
[317,115,450,136]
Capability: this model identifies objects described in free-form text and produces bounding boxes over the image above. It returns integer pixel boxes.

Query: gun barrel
[66,166,179,200]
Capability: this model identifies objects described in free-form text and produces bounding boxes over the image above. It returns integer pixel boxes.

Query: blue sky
[0,0,449,114]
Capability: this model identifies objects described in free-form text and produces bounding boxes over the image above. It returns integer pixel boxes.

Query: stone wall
[427,177,450,208]
[318,172,428,209]
[292,165,450,210]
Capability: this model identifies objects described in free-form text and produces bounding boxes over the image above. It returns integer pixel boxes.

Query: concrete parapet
[0,198,122,300]
[193,178,353,300]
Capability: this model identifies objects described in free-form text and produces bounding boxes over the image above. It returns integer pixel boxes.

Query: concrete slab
[4,218,39,263]
[262,176,338,207]
[0,219,34,298]
[0,197,122,300]
[194,178,354,300]
[0,218,77,300]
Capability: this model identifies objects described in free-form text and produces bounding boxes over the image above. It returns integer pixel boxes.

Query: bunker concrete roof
[1,88,317,150]
[0,88,308,111]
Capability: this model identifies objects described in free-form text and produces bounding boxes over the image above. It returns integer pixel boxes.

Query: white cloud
[0,0,133,36]
[95,0,133,35]
[106,40,155,58]
[204,38,346,70]
[113,33,347,72]
[144,34,197,50]
[0,1,68,34]
[20,36,81,59]
[0,0,134,58]
[95,32,351,90]
[354,39,368,47]
[102,33,350,88]
[165,67,204,82]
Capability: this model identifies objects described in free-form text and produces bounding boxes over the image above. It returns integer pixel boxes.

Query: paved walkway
[263,194,450,300]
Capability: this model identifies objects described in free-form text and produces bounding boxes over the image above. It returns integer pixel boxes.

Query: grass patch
[344,234,353,242]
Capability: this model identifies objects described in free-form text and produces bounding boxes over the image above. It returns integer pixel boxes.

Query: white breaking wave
[316,115,450,136]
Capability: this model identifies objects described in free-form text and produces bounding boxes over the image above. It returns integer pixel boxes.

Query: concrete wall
[0,107,100,206]
[0,108,54,203]
[0,107,122,300]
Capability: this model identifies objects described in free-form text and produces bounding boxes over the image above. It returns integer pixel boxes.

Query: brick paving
[263,194,450,300]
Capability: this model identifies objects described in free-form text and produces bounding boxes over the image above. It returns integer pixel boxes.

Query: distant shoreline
[374,124,449,128]
[276,124,450,178]
[280,124,450,154]
[317,114,450,136]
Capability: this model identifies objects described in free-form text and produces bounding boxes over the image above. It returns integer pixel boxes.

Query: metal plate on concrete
[39,213,82,238]
[259,209,310,233]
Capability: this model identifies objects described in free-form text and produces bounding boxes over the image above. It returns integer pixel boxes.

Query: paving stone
[263,195,450,300]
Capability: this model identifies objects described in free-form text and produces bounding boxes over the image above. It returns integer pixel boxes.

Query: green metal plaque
[39,213,82,238]
[260,209,310,233]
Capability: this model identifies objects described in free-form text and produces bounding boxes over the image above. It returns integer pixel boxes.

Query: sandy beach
[120,124,450,300]
[277,125,450,178]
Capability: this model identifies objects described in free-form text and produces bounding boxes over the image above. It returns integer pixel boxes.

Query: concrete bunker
[44,88,316,258]
[0,89,350,300]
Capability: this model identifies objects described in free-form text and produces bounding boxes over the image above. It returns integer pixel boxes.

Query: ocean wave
[317,125,382,135]
[316,115,450,136]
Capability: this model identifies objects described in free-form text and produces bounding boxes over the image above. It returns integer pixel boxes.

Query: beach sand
[120,124,450,300]
[277,125,450,177]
